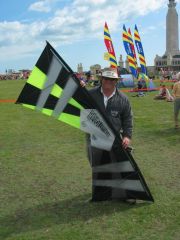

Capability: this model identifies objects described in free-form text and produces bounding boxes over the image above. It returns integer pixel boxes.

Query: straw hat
[101,68,119,80]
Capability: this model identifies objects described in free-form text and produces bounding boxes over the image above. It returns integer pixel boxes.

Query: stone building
[90,64,101,80]
[90,64,101,75]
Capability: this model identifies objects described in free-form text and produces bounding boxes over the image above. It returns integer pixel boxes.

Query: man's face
[101,77,117,91]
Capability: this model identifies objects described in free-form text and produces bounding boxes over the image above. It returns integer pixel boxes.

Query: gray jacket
[89,86,133,139]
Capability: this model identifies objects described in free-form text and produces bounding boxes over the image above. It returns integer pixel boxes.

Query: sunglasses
[103,77,117,81]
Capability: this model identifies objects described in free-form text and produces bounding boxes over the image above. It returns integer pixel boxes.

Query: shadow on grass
[150,128,180,144]
[139,127,180,139]
[0,193,150,238]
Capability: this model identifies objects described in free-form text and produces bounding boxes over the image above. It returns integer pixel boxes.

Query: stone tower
[154,0,180,72]
[165,0,179,55]
[118,54,124,68]
[125,56,130,71]
[77,63,83,73]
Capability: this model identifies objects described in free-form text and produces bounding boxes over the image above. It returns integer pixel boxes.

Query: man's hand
[122,137,131,149]
[80,80,86,87]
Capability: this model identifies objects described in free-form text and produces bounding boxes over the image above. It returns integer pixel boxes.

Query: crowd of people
[0,71,30,80]
[135,73,180,129]
[81,69,180,130]
[158,68,179,81]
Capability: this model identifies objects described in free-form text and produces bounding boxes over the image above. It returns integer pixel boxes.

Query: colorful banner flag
[122,25,138,78]
[128,28,138,68]
[134,25,147,75]
[104,22,118,69]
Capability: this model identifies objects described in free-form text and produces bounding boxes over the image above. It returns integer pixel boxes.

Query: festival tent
[138,73,156,91]
[117,74,135,88]
[148,79,156,91]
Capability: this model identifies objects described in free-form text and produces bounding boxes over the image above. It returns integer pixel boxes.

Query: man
[172,72,180,129]
[84,68,134,202]
[88,67,133,148]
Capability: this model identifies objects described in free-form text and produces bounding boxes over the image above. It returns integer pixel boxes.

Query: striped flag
[122,25,138,78]
[128,28,138,68]
[16,42,154,202]
[134,25,147,75]
[104,22,118,69]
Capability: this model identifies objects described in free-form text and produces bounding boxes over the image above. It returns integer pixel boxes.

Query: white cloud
[73,0,108,5]
[0,42,42,61]
[28,0,58,12]
[0,0,179,66]
[0,0,170,44]
[0,21,27,45]
[0,21,47,46]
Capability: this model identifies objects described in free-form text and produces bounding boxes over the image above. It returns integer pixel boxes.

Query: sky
[0,0,180,73]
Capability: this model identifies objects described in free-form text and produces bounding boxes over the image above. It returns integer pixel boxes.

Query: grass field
[0,80,180,240]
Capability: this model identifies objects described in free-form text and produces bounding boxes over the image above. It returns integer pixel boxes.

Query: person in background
[172,72,180,129]
[137,79,145,97]
[154,84,167,100]
[165,87,174,102]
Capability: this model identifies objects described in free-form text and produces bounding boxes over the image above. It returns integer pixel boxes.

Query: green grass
[0,80,180,240]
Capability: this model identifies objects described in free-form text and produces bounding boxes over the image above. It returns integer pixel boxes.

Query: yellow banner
[104,52,109,61]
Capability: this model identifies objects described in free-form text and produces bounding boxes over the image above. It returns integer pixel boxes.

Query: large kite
[16,42,154,202]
